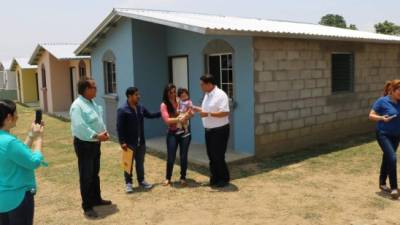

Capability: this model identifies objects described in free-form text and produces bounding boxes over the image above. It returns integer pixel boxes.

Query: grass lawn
[11,104,400,225]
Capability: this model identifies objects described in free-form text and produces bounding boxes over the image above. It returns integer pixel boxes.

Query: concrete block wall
[253,37,400,156]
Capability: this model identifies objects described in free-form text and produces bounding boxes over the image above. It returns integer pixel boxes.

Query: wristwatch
[28,131,34,138]
[92,134,98,139]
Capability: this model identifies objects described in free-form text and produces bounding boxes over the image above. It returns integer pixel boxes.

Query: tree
[319,14,358,30]
[319,14,347,28]
[374,20,400,35]
[348,24,358,30]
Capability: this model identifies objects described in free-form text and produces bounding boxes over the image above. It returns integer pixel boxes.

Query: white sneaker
[391,189,399,199]
[125,183,133,193]
[140,181,153,189]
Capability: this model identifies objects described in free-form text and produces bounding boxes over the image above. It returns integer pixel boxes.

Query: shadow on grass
[232,133,376,180]
[93,204,119,219]
[209,183,239,192]
[171,178,203,189]
[375,191,399,201]
[39,102,376,183]
[148,133,376,181]
[127,185,155,194]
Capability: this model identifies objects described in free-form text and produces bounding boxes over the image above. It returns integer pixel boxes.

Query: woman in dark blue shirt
[369,80,400,199]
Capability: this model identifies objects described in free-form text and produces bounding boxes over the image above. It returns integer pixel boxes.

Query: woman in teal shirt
[0,100,46,225]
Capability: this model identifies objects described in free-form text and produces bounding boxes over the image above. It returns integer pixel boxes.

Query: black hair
[177,88,189,98]
[126,87,139,98]
[162,84,177,116]
[77,77,95,95]
[0,100,17,128]
[200,74,216,85]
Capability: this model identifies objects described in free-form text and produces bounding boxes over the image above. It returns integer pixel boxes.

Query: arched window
[78,60,86,79]
[41,64,47,88]
[203,39,234,98]
[102,50,116,94]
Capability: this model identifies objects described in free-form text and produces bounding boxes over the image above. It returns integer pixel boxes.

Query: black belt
[205,124,229,132]
[74,137,100,144]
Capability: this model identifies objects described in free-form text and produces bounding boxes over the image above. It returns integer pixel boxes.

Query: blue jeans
[376,131,400,190]
[124,144,146,184]
[0,191,34,225]
[165,131,191,180]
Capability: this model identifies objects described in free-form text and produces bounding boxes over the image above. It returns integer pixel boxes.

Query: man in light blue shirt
[70,78,111,218]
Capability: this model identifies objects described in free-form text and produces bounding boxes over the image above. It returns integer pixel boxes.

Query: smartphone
[35,110,42,124]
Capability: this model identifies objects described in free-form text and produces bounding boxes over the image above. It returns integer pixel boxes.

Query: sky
[0,0,399,61]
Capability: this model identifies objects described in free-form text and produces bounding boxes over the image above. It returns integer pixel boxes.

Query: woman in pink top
[160,84,192,186]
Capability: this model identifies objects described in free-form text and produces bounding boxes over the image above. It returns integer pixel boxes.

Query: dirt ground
[11,105,400,225]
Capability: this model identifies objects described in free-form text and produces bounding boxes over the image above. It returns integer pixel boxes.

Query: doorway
[70,67,78,102]
[40,65,48,112]
[16,72,21,102]
[169,56,189,90]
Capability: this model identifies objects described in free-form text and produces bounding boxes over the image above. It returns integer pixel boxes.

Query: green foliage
[319,14,358,30]
[319,14,347,28]
[374,20,400,35]
[348,24,358,30]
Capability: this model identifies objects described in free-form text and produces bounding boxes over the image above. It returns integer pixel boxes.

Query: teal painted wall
[90,18,255,154]
[131,20,167,138]
[165,28,255,154]
[91,18,135,135]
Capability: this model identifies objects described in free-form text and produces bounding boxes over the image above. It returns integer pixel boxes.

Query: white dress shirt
[201,86,230,129]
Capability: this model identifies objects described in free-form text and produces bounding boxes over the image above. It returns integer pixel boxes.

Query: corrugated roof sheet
[76,8,400,55]
[10,57,36,71]
[29,43,90,65]
[0,59,13,70]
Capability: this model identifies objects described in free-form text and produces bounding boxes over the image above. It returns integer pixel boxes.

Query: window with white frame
[207,53,233,98]
[103,50,117,94]
[204,39,235,99]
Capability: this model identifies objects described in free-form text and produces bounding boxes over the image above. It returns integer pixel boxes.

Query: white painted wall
[4,70,17,90]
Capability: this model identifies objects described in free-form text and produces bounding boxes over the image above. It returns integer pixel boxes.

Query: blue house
[75,8,400,157]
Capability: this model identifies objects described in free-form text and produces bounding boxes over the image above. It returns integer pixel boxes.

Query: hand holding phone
[35,110,42,124]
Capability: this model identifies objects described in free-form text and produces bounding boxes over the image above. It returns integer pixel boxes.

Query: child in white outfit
[177,88,193,137]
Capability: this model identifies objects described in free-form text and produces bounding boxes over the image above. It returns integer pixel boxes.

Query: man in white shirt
[196,74,230,187]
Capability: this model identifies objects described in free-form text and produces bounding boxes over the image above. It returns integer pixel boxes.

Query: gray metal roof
[76,8,400,55]
[10,58,36,71]
[29,43,90,65]
[0,59,13,71]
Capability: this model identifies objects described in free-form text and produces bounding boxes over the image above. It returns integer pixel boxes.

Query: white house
[0,59,17,100]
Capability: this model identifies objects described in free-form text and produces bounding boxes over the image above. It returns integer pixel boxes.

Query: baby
[176,88,193,137]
